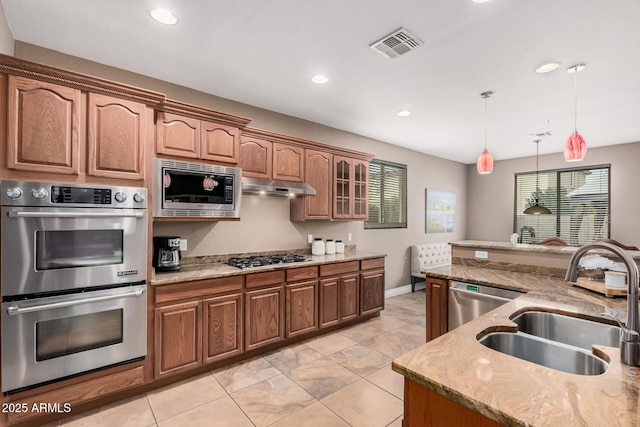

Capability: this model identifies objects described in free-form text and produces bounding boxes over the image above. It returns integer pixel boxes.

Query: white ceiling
[2,0,639,164]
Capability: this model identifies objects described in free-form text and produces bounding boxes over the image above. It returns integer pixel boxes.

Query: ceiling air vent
[370,28,424,59]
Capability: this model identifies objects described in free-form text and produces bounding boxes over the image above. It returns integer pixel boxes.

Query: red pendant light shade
[564,131,587,162]
[476,91,494,174]
[565,64,587,162]
[476,149,494,174]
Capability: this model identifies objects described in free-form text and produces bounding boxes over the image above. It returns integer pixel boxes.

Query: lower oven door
[1,284,146,393]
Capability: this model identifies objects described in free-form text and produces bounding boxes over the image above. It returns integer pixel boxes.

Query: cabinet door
[87,93,147,180]
[360,269,385,316]
[245,286,283,351]
[352,160,369,219]
[340,273,360,322]
[426,276,448,342]
[156,112,200,158]
[291,149,332,221]
[7,76,81,175]
[203,293,243,364]
[273,143,304,182]
[319,277,340,328]
[239,136,272,179]
[333,156,352,219]
[154,301,202,379]
[201,122,240,164]
[286,280,318,338]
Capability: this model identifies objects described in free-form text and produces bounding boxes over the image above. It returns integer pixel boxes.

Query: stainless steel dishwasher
[448,281,523,331]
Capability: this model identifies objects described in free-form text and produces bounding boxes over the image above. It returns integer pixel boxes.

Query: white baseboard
[385,281,425,298]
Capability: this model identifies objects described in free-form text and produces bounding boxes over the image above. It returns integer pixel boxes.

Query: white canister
[325,239,336,255]
[312,238,325,256]
[605,271,627,288]
[335,240,345,254]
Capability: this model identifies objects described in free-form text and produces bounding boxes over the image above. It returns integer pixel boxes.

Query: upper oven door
[1,207,147,297]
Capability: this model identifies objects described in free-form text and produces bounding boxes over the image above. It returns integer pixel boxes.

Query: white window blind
[366,159,407,229]
[514,165,610,245]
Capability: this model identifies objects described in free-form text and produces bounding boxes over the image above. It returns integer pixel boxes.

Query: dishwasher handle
[449,286,514,304]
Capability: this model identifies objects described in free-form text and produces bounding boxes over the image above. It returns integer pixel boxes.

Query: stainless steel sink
[479,332,609,375]
[511,310,621,350]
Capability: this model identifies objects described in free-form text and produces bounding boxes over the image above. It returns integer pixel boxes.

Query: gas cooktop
[226,254,310,269]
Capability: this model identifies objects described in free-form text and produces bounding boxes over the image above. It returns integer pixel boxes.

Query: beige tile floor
[48,290,426,427]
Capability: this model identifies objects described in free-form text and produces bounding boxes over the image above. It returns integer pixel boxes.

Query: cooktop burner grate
[227,254,310,269]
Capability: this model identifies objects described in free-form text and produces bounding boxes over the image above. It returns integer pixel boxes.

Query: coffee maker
[153,236,181,272]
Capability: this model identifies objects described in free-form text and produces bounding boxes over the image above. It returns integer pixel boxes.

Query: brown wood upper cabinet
[88,93,147,180]
[239,135,272,178]
[239,135,304,182]
[5,75,150,182]
[290,149,332,221]
[156,111,241,164]
[6,75,81,176]
[273,142,304,182]
[333,156,369,220]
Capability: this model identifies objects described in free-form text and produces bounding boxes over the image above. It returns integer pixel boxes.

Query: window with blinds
[514,164,610,246]
[365,159,407,229]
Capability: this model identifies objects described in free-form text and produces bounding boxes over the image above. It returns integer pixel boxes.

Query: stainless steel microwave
[153,159,241,218]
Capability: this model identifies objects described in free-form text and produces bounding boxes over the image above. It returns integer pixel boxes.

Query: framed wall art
[426,188,456,233]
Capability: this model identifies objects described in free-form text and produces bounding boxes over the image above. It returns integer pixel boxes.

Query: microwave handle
[7,211,145,219]
[5,289,145,316]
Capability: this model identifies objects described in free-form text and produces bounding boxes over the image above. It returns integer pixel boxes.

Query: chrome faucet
[565,241,640,366]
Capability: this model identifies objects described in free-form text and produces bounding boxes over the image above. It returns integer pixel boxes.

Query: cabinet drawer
[246,270,285,289]
[361,257,384,270]
[286,266,318,282]
[155,275,243,305]
[319,261,359,277]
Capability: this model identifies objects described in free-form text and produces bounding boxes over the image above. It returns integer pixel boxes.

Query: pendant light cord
[484,96,488,150]
[573,70,579,132]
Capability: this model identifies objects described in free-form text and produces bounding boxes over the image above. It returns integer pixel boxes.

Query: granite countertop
[151,250,386,286]
[393,265,637,426]
[451,240,640,259]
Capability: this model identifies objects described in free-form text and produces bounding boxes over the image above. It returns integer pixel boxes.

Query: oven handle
[5,289,145,316]
[7,211,145,219]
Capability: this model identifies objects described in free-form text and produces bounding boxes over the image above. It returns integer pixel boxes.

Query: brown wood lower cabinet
[286,280,318,337]
[245,286,284,351]
[319,260,361,327]
[360,258,385,316]
[403,378,501,427]
[425,275,448,342]
[203,293,243,364]
[154,301,202,379]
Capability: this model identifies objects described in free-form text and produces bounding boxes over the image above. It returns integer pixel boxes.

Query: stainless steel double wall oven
[1,181,148,393]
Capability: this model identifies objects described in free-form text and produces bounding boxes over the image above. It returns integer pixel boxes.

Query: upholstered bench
[410,243,451,292]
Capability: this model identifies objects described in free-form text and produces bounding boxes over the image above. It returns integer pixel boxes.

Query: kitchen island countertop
[151,250,386,286]
[393,265,637,426]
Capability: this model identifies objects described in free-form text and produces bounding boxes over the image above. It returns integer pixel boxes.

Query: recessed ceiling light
[311,75,329,84]
[397,110,412,117]
[472,0,491,3]
[150,8,178,25]
[535,62,561,74]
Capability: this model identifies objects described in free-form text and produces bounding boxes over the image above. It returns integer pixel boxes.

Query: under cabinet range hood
[242,177,316,197]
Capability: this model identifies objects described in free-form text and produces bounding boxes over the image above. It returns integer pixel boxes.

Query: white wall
[0,2,14,55]
[15,42,468,291]
[466,142,640,247]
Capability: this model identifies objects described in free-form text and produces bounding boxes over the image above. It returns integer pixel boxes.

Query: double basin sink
[478,310,621,375]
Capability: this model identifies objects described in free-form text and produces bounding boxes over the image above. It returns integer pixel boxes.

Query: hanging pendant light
[565,63,587,162]
[476,91,494,174]
[524,139,552,215]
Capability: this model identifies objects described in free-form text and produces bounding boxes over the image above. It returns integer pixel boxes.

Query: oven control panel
[1,180,147,209]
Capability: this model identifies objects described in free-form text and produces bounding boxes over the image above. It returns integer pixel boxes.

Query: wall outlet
[348,233,352,242]
[475,250,488,259]
[179,239,188,251]
[307,234,313,244]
